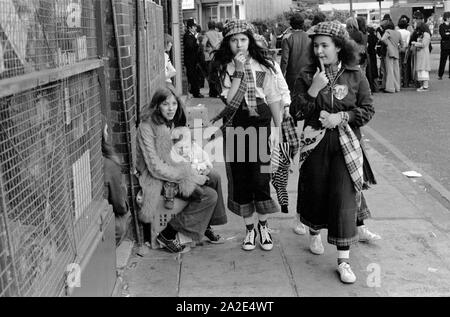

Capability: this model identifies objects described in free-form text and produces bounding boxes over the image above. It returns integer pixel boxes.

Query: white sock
[338,250,350,260]
[257,214,268,223]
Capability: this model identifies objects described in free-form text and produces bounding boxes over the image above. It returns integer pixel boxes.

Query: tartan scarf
[324,61,341,84]
[271,115,300,173]
[210,60,259,140]
[338,123,364,192]
[281,116,300,160]
[243,59,258,117]
[298,124,364,194]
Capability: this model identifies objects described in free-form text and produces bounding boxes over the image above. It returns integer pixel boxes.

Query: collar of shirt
[226,58,269,102]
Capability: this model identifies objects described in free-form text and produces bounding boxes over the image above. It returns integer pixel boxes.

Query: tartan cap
[254,33,268,48]
[223,20,256,38]
[309,21,349,41]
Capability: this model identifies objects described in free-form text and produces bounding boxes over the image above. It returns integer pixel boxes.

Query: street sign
[182,0,195,10]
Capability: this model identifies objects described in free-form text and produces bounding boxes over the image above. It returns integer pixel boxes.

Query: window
[206,6,218,22]
[218,4,241,22]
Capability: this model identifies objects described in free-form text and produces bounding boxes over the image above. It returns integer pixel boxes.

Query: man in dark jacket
[438,12,450,79]
[183,19,203,98]
[280,12,311,91]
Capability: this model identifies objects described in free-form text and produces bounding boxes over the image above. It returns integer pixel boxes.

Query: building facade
[182,0,294,29]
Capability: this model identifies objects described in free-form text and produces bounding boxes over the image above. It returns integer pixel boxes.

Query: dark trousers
[206,61,219,97]
[406,50,415,86]
[366,53,379,93]
[186,64,200,96]
[399,51,406,87]
[224,102,278,218]
[438,48,450,78]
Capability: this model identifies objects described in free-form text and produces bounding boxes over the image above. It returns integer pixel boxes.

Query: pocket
[255,71,266,88]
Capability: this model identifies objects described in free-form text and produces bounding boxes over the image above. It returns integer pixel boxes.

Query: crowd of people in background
[165,10,450,99]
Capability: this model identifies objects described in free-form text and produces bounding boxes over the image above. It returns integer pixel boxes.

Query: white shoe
[258,223,274,251]
[293,217,306,235]
[337,262,356,284]
[309,233,324,255]
[242,228,257,251]
[358,226,381,243]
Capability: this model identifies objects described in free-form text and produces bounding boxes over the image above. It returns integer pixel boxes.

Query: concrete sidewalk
[119,94,450,297]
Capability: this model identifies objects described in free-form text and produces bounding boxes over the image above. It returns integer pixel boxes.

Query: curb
[364,126,450,206]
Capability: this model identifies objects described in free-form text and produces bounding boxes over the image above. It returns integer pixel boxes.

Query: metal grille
[0,70,102,297]
[0,82,76,296]
[63,71,103,250]
[0,0,97,80]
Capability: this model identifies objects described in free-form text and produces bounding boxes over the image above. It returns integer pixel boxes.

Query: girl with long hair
[211,20,282,252]
[136,88,227,253]
[411,22,432,91]
[381,20,402,93]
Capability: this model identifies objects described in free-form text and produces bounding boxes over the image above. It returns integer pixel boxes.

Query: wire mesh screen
[0,82,76,296]
[0,0,97,80]
[63,71,103,249]
[142,1,165,111]
[0,70,102,297]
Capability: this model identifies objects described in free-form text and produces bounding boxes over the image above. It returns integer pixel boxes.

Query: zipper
[329,67,345,110]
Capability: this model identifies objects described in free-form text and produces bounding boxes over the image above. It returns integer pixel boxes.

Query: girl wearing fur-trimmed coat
[136,88,227,253]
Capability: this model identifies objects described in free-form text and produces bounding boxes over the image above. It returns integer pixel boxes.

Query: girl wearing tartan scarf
[290,21,379,284]
[211,20,283,252]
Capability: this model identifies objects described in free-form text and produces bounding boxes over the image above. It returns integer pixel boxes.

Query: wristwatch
[232,71,244,80]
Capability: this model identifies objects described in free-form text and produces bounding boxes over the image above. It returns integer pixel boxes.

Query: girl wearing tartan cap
[211,20,283,252]
[290,21,379,284]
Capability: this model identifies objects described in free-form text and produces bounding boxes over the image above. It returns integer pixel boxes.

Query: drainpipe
[172,0,183,96]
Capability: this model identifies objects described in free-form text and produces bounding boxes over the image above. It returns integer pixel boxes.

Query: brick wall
[104,0,139,241]
[104,0,167,243]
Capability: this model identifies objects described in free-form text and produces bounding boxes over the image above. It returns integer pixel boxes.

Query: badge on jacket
[333,84,349,100]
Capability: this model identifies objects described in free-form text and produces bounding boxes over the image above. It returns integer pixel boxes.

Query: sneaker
[258,223,274,251]
[358,225,381,243]
[205,227,225,244]
[292,216,306,235]
[416,87,429,92]
[438,76,443,80]
[242,228,257,251]
[156,233,186,253]
[309,233,324,255]
[337,262,356,284]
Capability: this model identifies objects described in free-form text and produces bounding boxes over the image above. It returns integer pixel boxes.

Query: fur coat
[136,120,199,224]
